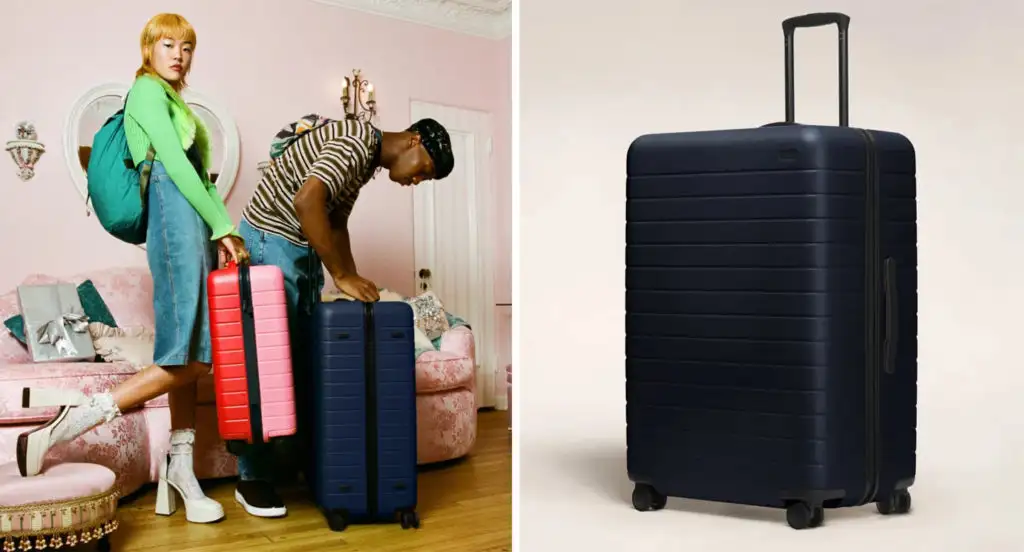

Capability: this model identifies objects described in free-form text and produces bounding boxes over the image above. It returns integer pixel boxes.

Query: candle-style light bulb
[366,83,376,102]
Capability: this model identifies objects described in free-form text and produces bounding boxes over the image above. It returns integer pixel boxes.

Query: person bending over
[231,116,454,517]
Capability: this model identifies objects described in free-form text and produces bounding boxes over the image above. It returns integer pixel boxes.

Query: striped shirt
[243,120,380,246]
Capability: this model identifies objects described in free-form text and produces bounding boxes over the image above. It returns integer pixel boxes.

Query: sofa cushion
[89,323,154,368]
[0,328,27,364]
[0,362,216,426]
[416,350,474,394]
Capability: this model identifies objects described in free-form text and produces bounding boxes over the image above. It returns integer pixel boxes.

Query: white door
[410,101,501,410]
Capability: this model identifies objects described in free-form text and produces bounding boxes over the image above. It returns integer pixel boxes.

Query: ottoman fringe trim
[0,490,119,551]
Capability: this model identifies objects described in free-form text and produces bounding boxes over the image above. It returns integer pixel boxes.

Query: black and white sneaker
[235,480,287,518]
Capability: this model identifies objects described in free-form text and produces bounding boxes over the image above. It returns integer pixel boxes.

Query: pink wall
[0,0,511,305]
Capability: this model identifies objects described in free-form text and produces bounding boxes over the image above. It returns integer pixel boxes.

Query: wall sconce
[6,121,45,181]
[340,69,377,122]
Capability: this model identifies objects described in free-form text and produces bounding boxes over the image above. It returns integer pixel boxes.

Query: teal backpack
[85,97,155,245]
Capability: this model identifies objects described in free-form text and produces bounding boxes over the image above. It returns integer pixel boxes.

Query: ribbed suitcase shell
[624,12,919,529]
[308,300,419,531]
[625,124,917,522]
[208,263,297,444]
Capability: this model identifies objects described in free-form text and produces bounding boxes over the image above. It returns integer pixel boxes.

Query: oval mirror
[64,82,240,245]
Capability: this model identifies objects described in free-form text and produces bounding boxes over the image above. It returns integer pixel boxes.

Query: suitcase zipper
[238,264,264,445]
[858,128,882,505]
[883,258,899,375]
[363,302,379,517]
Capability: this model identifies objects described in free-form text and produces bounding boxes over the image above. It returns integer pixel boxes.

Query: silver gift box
[17,283,95,363]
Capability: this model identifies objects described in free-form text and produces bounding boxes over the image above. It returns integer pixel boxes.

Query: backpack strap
[127,88,158,204]
[138,145,156,203]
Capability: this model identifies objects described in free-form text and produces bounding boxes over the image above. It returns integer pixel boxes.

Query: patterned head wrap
[408,118,454,179]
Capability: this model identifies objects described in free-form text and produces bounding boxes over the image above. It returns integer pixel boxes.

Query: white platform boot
[17,388,121,477]
[155,429,225,523]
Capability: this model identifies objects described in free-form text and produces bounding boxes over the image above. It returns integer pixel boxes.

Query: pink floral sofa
[416,326,477,465]
[0,267,477,497]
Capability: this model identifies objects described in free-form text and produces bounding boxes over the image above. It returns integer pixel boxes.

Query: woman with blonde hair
[15,13,248,524]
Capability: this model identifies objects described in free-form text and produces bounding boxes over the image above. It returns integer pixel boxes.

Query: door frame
[410,100,501,409]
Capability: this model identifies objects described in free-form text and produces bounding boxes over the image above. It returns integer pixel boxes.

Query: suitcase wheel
[875,489,912,516]
[786,502,824,530]
[631,484,667,512]
[326,509,349,532]
[399,509,421,530]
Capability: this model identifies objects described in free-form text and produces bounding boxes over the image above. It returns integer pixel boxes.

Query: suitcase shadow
[560,445,876,524]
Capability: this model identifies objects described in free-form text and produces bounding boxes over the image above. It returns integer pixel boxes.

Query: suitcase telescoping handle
[782,12,851,127]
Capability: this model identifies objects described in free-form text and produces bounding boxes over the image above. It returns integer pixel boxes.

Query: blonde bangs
[135,13,197,89]
[142,13,196,48]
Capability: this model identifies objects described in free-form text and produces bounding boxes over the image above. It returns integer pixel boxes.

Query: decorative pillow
[2,316,25,345]
[77,280,118,327]
[379,288,406,302]
[406,290,451,341]
[3,280,118,345]
[383,290,437,353]
[88,322,154,369]
[412,326,436,357]
[431,311,471,350]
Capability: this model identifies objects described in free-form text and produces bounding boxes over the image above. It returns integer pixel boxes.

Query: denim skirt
[145,161,217,367]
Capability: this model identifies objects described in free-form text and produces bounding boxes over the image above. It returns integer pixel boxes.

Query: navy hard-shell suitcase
[308,300,421,531]
[625,13,917,530]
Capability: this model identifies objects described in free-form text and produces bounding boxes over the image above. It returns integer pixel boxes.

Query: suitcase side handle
[883,257,899,374]
[782,12,851,127]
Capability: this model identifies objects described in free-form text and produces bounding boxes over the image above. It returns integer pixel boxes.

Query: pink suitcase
[207,261,297,444]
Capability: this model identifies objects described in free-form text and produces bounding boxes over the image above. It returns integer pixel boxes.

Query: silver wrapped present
[17,284,95,363]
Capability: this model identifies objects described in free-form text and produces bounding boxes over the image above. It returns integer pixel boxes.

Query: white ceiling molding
[310,0,511,39]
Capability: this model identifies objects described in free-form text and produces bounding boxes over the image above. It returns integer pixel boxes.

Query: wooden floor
[108,411,511,551]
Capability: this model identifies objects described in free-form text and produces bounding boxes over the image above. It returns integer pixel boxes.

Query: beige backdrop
[518,0,1024,549]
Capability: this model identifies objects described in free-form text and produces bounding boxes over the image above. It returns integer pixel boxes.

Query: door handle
[418,268,432,292]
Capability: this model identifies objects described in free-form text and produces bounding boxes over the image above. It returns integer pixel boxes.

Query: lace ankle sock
[48,392,121,447]
[167,429,207,498]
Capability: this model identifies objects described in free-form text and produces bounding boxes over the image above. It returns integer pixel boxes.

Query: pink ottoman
[0,463,119,552]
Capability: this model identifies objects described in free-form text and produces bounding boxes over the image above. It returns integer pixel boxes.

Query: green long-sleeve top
[124,74,237,240]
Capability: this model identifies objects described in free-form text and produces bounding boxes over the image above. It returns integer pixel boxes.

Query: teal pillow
[430,312,471,350]
[77,280,117,328]
[3,316,24,344]
[3,280,118,345]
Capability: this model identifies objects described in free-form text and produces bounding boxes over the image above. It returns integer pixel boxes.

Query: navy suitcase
[308,300,421,531]
[625,13,917,530]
